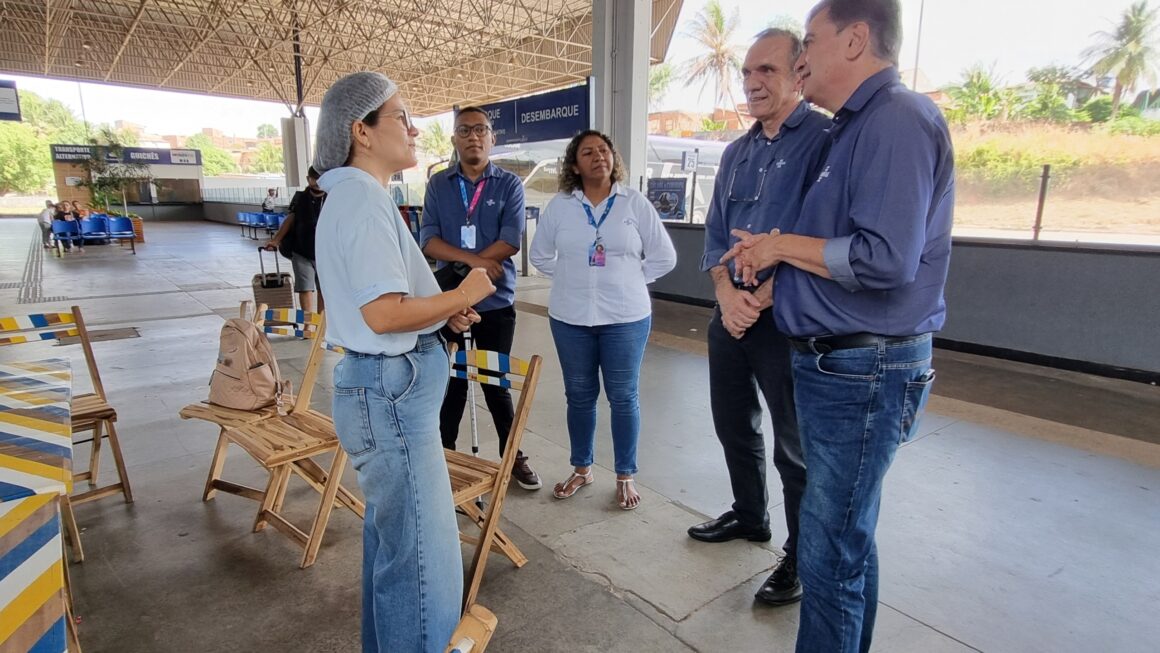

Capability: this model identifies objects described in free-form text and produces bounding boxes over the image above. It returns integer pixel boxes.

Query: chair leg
[460,501,527,567]
[87,421,104,488]
[202,430,231,501]
[103,420,134,503]
[60,496,85,564]
[300,449,348,568]
[253,465,291,533]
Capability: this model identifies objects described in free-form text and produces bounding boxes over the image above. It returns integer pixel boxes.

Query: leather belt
[789,333,912,354]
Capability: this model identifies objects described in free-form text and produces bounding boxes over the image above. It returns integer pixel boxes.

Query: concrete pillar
[591,0,651,192]
[281,115,311,189]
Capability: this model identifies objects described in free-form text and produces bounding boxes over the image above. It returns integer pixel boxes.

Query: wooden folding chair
[213,308,364,567]
[0,306,134,510]
[445,604,498,653]
[445,348,542,610]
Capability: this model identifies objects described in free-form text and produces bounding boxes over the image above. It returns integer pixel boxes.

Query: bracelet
[458,289,469,311]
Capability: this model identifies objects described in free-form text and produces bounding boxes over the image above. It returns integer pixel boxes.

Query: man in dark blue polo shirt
[689,28,831,609]
[724,1,954,650]
[421,106,541,490]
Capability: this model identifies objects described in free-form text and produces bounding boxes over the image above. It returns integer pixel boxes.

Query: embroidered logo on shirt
[775,159,787,169]
[486,199,496,207]
[817,165,831,182]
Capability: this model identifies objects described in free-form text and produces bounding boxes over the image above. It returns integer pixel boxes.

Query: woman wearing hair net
[312,71,496,652]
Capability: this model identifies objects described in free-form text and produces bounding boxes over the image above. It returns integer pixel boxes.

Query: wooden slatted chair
[216,308,364,567]
[445,604,498,653]
[445,348,542,610]
[0,306,133,509]
[178,301,285,501]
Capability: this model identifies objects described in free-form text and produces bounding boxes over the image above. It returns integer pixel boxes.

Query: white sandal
[553,470,594,500]
[616,478,640,511]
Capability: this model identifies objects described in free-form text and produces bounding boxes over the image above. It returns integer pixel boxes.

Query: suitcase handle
[258,246,281,276]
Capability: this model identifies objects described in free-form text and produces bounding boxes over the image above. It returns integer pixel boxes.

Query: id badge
[588,240,606,267]
[460,224,477,249]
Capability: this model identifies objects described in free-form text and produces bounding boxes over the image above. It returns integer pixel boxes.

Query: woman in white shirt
[312,71,496,653]
[529,129,677,510]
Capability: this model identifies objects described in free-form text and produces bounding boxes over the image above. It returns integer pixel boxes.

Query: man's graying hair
[753,28,804,67]
[808,0,902,65]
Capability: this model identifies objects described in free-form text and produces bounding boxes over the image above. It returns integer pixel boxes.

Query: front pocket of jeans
[381,353,419,403]
[900,370,936,444]
[332,387,376,456]
[814,348,878,379]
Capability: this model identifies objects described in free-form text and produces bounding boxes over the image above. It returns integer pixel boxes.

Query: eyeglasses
[382,108,412,129]
[727,166,768,203]
[454,124,492,138]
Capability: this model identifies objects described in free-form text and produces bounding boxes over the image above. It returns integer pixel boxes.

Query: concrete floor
[1,217,1158,653]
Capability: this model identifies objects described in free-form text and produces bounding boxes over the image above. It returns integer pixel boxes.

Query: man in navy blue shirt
[421,106,541,490]
[689,28,830,609]
[724,1,953,651]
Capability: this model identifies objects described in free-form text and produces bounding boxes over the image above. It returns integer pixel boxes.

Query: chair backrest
[252,305,329,414]
[0,307,108,400]
[108,216,134,234]
[51,220,80,236]
[450,349,542,465]
[80,217,107,234]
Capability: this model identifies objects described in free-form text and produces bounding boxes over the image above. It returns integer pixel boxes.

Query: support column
[591,0,651,191]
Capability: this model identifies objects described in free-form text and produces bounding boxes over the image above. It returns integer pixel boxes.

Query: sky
[1,0,1145,140]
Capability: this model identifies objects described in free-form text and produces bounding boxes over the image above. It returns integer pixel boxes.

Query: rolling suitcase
[252,246,294,309]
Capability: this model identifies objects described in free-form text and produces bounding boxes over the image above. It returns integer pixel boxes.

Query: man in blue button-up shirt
[688,28,830,610]
[421,106,541,490]
[724,1,954,651]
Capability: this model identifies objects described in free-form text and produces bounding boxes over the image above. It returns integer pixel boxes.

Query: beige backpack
[208,318,288,410]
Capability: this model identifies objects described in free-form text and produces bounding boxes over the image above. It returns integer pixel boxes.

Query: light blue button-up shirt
[316,167,445,356]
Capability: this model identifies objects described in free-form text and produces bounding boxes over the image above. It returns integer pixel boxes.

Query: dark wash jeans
[439,305,517,455]
[707,306,806,555]
[792,333,935,653]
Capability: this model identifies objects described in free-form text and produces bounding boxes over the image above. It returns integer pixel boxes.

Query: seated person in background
[53,202,82,252]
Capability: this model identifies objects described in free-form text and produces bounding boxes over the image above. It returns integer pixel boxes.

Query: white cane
[464,328,480,458]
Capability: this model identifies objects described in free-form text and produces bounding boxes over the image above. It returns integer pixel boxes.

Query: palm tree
[1083,1,1160,118]
[418,120,452,160]
[682,0,744,125]
[649,63,675,110]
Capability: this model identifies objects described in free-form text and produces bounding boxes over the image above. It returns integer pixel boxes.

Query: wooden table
[0,358,79,652]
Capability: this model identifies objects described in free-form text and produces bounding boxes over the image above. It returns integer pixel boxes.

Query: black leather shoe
[755,554,803,606]
[687,511,772,543]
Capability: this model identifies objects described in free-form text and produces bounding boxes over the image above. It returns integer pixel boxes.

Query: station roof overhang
[0,0,683,117]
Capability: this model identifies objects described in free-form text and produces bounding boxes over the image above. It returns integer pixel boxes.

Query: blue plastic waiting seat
[51,220,82,254]
[80,216,109,244]
[107,216,137,254]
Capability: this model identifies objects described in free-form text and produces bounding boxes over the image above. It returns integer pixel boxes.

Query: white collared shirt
[315,167,445,356]
[530,183,677,326]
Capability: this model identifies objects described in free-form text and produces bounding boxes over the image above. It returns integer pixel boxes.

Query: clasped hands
[720,228,784,287]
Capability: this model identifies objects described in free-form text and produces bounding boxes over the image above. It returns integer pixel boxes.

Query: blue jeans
[549,316,651,475]
[331,334,463,653]
[792,334,935,653]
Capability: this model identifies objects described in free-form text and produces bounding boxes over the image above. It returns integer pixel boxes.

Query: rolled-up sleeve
[345,203,411,307]
[826,107,938,292]
[638,196,677,282]
[418,178,443,249]
[498,177,525,250]
[529,199,558,278]
[700,144,736,272]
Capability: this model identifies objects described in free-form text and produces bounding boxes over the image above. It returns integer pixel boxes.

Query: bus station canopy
[0,0,682,116]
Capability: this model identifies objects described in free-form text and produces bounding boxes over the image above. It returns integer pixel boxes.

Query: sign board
[647,177,687,222]
[475,82,590,146]
[64,176,83,187]
[681,150,698,173]
[50,144,203,166]
[0,80,20,122]
[524,206,540,222]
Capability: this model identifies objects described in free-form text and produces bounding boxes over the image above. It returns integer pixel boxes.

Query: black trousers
[708,305,806,555]
[440,305,518,455]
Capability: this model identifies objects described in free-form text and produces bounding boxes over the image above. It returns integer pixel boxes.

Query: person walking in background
[267,167,326,312]
[421,105,541,490]
[689,27,832,608]
[529,129,677,511]
[724,1,954,649]
[261,188,277,213]
[312,71,497,653]
[38,199,55,248]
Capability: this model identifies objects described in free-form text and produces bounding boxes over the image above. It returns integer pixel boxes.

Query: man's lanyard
[458,177,487,225]
[582,194,617,236]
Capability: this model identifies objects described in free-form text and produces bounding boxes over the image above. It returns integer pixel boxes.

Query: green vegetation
[249,141,284,174]
[418,120,452,160]
[184,133,237,176]
[649,63,675,110]
[682,0,744,125]
[257,123,279,138]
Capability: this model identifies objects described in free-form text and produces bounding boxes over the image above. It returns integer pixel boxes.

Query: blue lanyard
[582,194,616,234]
[457,177,487,224]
